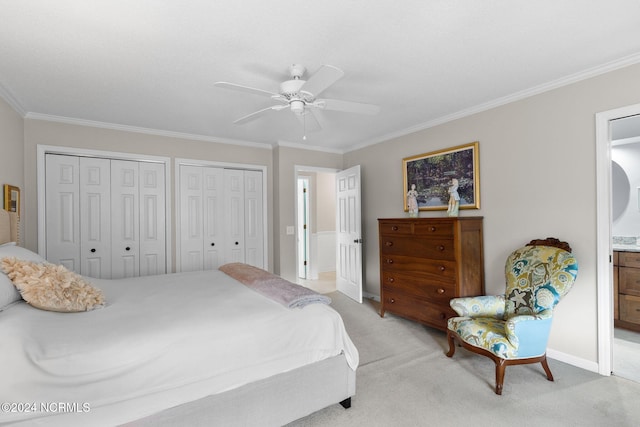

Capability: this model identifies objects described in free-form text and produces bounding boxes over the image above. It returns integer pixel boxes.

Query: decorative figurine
[447,178,460,217]
[407,184,419,217]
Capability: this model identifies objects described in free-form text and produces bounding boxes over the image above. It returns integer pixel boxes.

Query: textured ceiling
[1,0,640,152]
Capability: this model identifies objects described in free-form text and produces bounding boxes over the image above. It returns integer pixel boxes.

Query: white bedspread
[0,269,358,426]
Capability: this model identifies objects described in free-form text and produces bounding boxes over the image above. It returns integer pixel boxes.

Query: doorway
[610,114,640,382]
[295,167,338,294]
[595,102,640,378]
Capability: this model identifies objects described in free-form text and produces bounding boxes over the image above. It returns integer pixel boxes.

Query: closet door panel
[244,170,264,268]
[45,154,81,272]
[111,160,140,279]
[139,162,166,276]
[224,169,245,264]
[203,167,225,270]
[180,165,204,271]
[79,157,111,279]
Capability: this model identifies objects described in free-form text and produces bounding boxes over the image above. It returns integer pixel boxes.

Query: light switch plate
[286,226,294,235]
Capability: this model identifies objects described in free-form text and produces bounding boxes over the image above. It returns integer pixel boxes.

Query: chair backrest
[504,238,578,318]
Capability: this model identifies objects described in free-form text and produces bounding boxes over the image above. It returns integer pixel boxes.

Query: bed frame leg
[339,397,351,409]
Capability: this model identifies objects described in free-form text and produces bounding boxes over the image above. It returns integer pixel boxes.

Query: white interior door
[111,160,140,279]
[224,169,245,264]
[139,162,166,276]
[203,166,225,270]
[45,154,81,272]
[79,157,111,279]
[179,165,204,272]
[243,170,264,268]
[336,165,363,303]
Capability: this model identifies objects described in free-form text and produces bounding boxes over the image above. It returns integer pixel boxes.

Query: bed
[0,210,358,426]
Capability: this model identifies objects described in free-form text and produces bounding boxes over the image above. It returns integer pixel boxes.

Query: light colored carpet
[289,291,640,427]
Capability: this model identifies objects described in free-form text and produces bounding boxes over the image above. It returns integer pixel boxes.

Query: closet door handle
[125,247,131,251]
[235,241,239,245]
[90,248,96,253]
[211,242,215,246]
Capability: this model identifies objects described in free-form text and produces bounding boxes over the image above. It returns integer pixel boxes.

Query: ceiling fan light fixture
[290,99,305,115]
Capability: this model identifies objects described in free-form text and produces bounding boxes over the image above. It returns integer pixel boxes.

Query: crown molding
[277,139,345,154]
[23,112,274,150]
[348,51,640,153]
[0,81,26,117]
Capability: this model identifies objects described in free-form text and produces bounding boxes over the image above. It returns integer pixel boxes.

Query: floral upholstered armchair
[445,238,578,395]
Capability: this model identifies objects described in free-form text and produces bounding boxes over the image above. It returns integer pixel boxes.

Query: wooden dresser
[614,250,640,332]
[378,217,484,331]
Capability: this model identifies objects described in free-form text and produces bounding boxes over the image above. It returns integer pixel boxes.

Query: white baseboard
[547,348,601,375]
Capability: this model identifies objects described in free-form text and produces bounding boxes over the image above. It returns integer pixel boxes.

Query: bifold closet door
[179,165,225,271]
[80,157,112,278]
[45,154,81,272]
[46,154,166,279]
[243,170,264,269]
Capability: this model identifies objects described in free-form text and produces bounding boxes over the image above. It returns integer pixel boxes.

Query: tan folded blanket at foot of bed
[219,263,331,308]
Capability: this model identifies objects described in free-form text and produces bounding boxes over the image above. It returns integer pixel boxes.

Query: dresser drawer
[620,252,640,268]
[620,266,640,297]
[380,237,454,260]
[379,221,414,236]
[382,271,455,303]
[380,254,456,278]
[620,294,640,325]
[382,288,454,329]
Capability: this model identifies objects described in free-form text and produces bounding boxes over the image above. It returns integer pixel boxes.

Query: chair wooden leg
[540,355,554,382]
[495,359,506,395]
[446,331,456,357]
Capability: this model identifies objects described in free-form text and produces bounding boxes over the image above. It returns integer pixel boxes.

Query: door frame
[294,165,339,282]
[595,102,640,376]
[175,158,268,272]
[36,144,173,272]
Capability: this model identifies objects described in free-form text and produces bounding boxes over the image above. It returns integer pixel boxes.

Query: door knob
[125,247,131,251]
[90,248,96,253]
[211,242,215,246]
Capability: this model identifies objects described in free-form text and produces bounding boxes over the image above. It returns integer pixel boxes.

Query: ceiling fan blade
[233,104,288,125]
[295,109,321,132]
[214,81,279,98]
[314,98,381,115]
[299,65,344,97]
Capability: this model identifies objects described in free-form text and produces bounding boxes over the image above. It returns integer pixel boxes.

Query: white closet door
[45,154,80,272]
[111,160,139,279]
[180,165,204,271]
[79,157,111,279]
[139,162,166,276]
[203,167,225,270]
[243,170,264,268]
[224,169,245,264]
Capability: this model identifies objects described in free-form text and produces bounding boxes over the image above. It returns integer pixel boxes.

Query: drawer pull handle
[386,258,394,264]
[387,277,395,283]
[392,226,398,231]
[437,288,445,294]
[439,313,446,319]
[430,226,436,232]
[390,298,395,303]
[439,265,445,272]
[385,241,393,247]
[438,245,445,251]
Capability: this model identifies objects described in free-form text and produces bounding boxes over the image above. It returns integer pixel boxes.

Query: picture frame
[403,141,480,211]
[3,184,20,216]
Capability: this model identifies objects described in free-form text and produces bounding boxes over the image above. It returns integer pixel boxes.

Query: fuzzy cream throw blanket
[1,257,105,312]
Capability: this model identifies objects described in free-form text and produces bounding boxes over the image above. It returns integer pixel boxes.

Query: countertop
[613,244,640,252]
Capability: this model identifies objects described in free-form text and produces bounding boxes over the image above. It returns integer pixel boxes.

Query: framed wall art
[403,141,480,211]
[3,184,20,216]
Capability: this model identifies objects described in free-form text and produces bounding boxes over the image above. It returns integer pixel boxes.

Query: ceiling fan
[214,64,380,133]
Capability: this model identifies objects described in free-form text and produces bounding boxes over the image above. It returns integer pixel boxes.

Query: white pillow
[0,245,47,310]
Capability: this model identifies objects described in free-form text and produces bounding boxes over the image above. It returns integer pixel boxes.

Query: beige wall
[0,97,24,240]
[345,62,640,365]
[22,119,275,270]
[316,172,336,233]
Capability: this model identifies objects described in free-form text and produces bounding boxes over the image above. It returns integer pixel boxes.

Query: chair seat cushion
[448,316,518,359]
